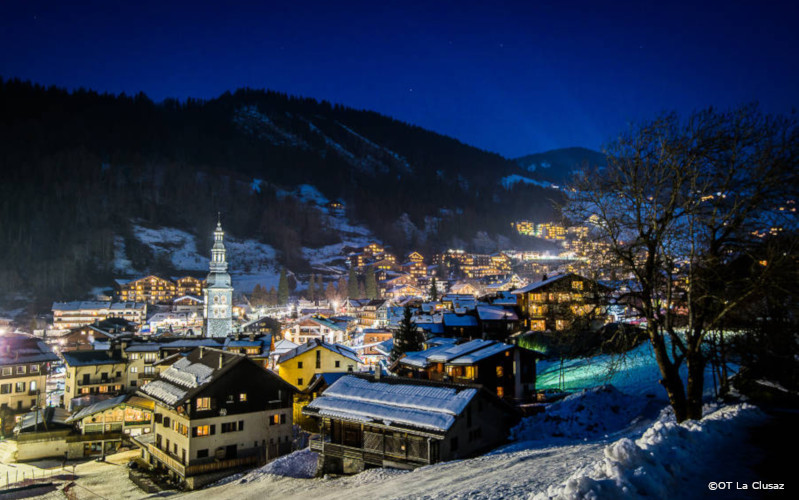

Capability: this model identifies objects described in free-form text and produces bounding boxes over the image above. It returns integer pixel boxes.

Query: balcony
[78,377,122,387]
[147,443,262,478]
[310,433,431,467]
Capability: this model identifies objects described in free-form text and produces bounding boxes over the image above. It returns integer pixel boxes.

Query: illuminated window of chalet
[16,366,25,375]
[195,397,211,411]
[195,425,210,437]
[30,365,39,373]
[497,386,505,398]
[496,366,504,377]
[572,281,583,290]
[269,414,279,425]
[239,393,247,402]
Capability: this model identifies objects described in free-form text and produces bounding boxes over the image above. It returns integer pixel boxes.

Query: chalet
[442,313,480,338]
[476,305,520,341]
[282,316,347,345]
[304,375,520,474]
[173,295,204,313]
[358,299,391,328]
[276,339,361,390]
[447,282,482,298]
[0,334,58,431]
[384,284,424,300]
[136,347,296,489]
[174,276,206,299]
[407,251,424,264]
[394,339,538,402]
[52,301,146,330]
[116,275,178,304]
[511,273,610,332]
[56,324,123,352]
[400,260,427,278]
[62,394,154,457]
[223,334,272,367]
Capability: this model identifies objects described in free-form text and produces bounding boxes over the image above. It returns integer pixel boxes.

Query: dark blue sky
[2,1,798,157]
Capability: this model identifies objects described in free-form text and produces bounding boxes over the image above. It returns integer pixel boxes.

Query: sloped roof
[442,313,479,327]
[14,407,72,433]
[62,349,125,367]
[476,305,519,321]
[400,339,514,368]
[511,273,570,294]
[305,375,477,433]
[276,339,360,365]
[0,334,59,365]
[139,348,245,407]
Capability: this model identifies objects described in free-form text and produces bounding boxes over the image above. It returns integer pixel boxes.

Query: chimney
[199,346,204,359]
[218,353,224,369]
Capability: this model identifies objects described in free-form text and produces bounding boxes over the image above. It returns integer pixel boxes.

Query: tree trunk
[686,350,706,421]
[650,329,688,422]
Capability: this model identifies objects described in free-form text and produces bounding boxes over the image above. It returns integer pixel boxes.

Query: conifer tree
[365,266,378,299]
[338,276,347,301]
[307,273,316,301]
[429,276,438,301]
[391,305,422,362]
[278,267,289,305]
[348,266,359,298]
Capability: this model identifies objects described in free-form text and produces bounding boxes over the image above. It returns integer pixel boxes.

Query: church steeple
[210,217,228,272]
[204,215,233,338]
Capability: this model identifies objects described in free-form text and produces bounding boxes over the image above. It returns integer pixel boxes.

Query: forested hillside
[0,78,564,307]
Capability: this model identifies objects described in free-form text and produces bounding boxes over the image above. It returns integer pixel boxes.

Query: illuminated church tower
[204,217,233,337]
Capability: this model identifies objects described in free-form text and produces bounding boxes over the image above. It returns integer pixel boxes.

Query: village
[0,219,636,495]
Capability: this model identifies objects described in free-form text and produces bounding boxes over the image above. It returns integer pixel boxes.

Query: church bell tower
[204,216,233,337]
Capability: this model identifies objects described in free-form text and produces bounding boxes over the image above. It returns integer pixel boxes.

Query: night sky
[2,0,798,157]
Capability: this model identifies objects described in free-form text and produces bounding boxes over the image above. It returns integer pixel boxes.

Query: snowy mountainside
[113,185,379,291]
[513,147,606,187]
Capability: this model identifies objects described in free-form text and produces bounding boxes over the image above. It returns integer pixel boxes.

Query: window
[194,425,211,437]
[196,397,211,411]
[130,367,139,373]
[335,360,340,368]
[572,281,584,290]
[297,378,303,387]
[15,382,25,393]
[497,386,504,398]
[269,414,279,425]
[1,367,11,376]
[451,437,459,452]
[297,361,303,369]
[316,350,321,369]
[221,422,236,433]
[0,384,10,394]
[197,449,209,459]
[30,381,37,392]
[496,366,504,377]
[238,420,244,431]
[16,366,26,375]
[163,417,171,428]
[144,366,155,374]
[280,414,286,424]
[347,365,353,372]
[239,393,247,402]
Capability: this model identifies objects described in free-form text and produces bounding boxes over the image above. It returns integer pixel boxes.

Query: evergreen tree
[307,273,316,301]
[348,266,359,298]
[337,276,347,301]
[365,266,378,299]
[358,281,366,299]
[277,267,289,305]
[391,305,422,362]
[268,286,278,305]
[429,276,438,301]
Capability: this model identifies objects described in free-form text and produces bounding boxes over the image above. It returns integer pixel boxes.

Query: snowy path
[184,440,610,500]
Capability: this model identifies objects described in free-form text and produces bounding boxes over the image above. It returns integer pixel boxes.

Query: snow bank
[511,386,648,442]
[533,403,765,499]
[237,449,318,483]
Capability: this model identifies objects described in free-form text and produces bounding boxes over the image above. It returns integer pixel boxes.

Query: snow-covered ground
[180,389,764,500]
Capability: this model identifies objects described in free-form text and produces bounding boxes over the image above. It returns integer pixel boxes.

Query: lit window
[196,397,211,411]
[239,393,247,402]
[195,425,210,436]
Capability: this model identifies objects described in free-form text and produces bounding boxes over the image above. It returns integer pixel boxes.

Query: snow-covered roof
[139,347,245,407]
[277,339,360,365]
[305,376,477,432]
[52,301,110,311]
[476,305,519,321]
[67,394,128,422]
[400,339,514,368]
[511,274,569,294]
[442,313,479,327]
[0,334,59,365]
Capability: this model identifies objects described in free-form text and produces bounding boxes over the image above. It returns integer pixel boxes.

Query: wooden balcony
[310,433,432,468]
[148,443,262,478]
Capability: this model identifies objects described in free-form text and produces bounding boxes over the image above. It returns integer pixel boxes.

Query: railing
[77,377,121,387]
[147,443,186,476]
[310,434,430,466]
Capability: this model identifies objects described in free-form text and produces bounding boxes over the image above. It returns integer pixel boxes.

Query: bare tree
[565,105,797,422]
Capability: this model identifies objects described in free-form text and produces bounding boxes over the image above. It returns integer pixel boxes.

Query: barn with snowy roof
[304,374,519,475]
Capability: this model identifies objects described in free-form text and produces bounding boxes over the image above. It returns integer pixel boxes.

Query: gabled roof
[400,339,514,368]
[305,375,477,433]
[476,305,519,322]
[14,407,72,433]
[305,371,351,393]
[139,347,247,408]
[277,339,360,365]
[66,394,128,423]
[511,273,570,294]
[0,334,59,365]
